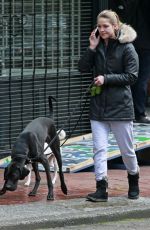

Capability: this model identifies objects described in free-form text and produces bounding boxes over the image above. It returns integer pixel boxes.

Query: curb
[2,208,150,230]
[1,197,150,229]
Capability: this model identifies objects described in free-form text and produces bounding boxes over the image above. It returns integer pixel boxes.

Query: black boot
[128,173,139,199]
[86,178,108,202]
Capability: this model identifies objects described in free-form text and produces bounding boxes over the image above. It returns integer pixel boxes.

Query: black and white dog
[0,117,67,200]
[24,129,66,187]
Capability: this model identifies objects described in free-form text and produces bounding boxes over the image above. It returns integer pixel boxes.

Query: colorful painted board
[0,123,150,172]
[61,123,150,172]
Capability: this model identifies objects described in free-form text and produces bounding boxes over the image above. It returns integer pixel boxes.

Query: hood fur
[118,24,137,43]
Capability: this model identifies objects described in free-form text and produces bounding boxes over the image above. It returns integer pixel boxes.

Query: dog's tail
[57,129,66,141]
[48,96,56,118]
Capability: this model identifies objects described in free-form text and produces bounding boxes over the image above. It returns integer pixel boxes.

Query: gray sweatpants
[90,120,139,181]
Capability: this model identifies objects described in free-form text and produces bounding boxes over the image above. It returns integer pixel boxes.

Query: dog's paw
[52,180,55,185]
[24,182,30,186]
[0,188,6,195]
[47,193,54,201]
[28,191,36,196]
[61,184,67,195]
[52,178,57,185]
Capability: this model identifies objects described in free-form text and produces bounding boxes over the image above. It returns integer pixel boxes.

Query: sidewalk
[0,166,150,229]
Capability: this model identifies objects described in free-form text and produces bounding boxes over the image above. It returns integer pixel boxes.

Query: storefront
[0,0,108,151]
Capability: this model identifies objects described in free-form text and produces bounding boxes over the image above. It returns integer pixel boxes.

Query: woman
[78,10,139,202]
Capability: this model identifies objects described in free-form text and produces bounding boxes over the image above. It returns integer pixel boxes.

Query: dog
[24,129,66,186]
[0,117,67,200]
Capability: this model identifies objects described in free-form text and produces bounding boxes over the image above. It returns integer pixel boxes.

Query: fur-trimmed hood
[118,24,137,43]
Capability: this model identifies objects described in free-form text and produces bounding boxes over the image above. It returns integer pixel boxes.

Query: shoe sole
[86,196,108,202]
[128,195,139,200]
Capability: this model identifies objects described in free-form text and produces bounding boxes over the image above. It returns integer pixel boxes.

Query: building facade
[0,0,107,151]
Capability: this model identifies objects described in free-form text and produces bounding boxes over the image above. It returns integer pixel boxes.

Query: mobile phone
[95,28,99,38]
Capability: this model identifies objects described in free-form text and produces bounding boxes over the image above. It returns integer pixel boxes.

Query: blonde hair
[97,10,122,28]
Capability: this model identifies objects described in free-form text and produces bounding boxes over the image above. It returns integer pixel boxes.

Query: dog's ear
[4,166,9,180]
[20,167,30,180]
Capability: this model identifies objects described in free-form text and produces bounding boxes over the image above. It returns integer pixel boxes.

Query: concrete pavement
[1,196,150,230]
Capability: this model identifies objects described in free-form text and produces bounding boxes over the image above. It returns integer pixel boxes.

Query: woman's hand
[94,75,104,86]
[89,29,100,50]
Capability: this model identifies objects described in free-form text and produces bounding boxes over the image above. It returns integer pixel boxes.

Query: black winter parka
[78,24,139,121]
